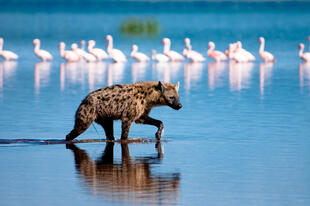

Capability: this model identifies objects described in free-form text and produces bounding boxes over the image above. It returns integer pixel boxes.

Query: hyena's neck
[134,83,166,107]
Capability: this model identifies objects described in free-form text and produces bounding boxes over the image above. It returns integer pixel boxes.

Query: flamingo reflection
[107,62,125,86]
[131,62,148,83]
[184,62,203,92]
[34,62,51,94]
[87,62,106,91]
[259,62,273,96]
[299,62,310,90]
[66,142,180,205]
[59,62,84,91]
[0,61,18,92]
[208,62,226,90]
[229,61,254,91]
[152,62,182,83]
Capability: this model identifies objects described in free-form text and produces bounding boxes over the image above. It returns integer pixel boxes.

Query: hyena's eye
[169,96,175,100]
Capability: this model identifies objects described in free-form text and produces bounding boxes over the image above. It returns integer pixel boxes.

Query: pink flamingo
[258,37,275,62]
[162,38,184,61]
[151,50,169,62]
[0,38,18,61]
[183,38,205,62]
[207,41,227,62]
[130,44,150,62]
[59,42,80,62]
[87,40,109,61]
[106,35,127,63]
[74,41,96,62]
[299,43,310,62]
[33,39,53,61]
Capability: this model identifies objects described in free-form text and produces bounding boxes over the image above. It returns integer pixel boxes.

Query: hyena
[66,81,182,141]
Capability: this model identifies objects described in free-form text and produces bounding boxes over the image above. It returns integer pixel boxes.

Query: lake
[1,1,310,206]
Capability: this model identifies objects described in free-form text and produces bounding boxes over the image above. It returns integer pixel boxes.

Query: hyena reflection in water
[66,143,180,204]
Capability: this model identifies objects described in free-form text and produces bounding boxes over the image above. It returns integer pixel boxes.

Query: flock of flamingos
[0,35,310,63]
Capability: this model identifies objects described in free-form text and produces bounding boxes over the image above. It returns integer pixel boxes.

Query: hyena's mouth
[173,103,182,110]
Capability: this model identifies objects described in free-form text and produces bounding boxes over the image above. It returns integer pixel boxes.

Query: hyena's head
[157,81,182,110]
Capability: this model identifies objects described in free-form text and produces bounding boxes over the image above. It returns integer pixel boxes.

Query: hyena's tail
[66,100,97,141]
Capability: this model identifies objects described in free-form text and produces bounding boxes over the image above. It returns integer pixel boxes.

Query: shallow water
[1,2,310,206]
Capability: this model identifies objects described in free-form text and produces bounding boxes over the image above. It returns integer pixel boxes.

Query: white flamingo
[74,40,96,62]
[59,42,80,62]
[162,38,184,61]
[151,50,169,62]
[87,40,109,61]
[33,39,53,61]
[235,41,255,61]
[183,38,205,62]
[130,44,150,62]
[0,38,18,61]
[299,43,310,62]
[258,37,275,62]
[207,41,227,62]
[106,35,127,63]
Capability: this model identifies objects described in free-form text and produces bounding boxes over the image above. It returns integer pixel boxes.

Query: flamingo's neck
[59,47,65,58]
[0,41,3,51]
[185,42,191,50]
[207,45,214,55]
[88,44,93,52]
[163,42,170,54]
[130,49,136,57]
[107,39,113,53]
[81,43,85,50]
[299,46,304,57]
[34,43,40,52]
[259,40,265,53]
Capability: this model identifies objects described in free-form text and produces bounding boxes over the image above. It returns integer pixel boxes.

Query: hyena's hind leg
[66,104,96,141]
[95,117,115,140]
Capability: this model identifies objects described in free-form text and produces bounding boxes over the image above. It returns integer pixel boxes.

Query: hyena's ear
[156,81,166,93]
[175,81,180,92]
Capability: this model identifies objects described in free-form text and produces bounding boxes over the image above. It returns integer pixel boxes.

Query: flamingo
[106,35,127,63]
[87,40,109,61]
[74,41,96,62]
[59,42,80,62]
[151,50,169,62]
[225,43,237,60]
[33,39,53,61]
[130,44,150,62]
[183,38,205,62]
[0,38,18,61]
[207,41,227,62]
[299,43,310,62]
[236,41,255,61]
[162,38,184,61]
[258,37,275,62]
[229,44,249,63]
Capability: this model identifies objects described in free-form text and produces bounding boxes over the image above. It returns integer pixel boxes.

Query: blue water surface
[0,2,310,206]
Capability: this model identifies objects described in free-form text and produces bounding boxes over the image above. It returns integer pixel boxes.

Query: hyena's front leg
[121,119,133,140]
[135,115,164,139]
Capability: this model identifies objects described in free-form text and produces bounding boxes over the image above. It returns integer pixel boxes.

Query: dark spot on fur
[141,100,144,104]
[112,94,115,97]
[115,84,123,88]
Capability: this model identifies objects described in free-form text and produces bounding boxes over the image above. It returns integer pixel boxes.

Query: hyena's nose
[176,103,182,110]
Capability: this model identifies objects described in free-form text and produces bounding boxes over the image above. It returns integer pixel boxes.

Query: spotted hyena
[66,81,182,141]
